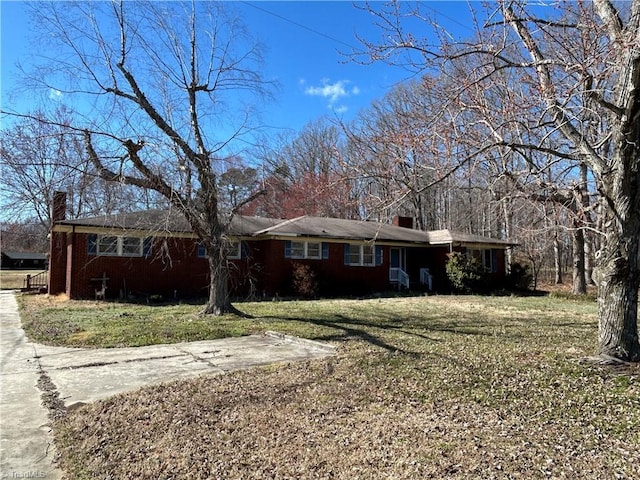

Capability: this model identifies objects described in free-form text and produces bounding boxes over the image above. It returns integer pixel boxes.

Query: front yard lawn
[20,293,640,479]
[18,295,256,347]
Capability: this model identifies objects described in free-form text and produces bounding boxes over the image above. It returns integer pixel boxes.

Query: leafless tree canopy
[348,0,640,361]
[0,107,164,228]
[15,1,272,314]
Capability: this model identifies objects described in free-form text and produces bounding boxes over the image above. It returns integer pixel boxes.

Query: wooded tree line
[240,75,599,294]
[0,79,605,294]
[2,96,590,292]
[1,1,637,359]
[253,0,640,361]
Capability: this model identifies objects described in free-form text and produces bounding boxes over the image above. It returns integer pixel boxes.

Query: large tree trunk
[196,185,238,316]
[199,220,238,315]
[595,225,640,361]
[204,253,233,315]
[593,0,640,362]
[594,146,640,362]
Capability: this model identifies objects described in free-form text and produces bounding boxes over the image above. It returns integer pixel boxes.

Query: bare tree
[501,1,639,360]
[344,77,478,228]
[0,107,144,227]
[218,165,260,214]
[248,119,356,219]
[14,1,271,314]
[356,0,640,361]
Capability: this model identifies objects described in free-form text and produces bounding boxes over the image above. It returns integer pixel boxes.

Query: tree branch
[502,3,609,177]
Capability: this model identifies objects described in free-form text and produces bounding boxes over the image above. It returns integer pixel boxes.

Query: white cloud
[304,79,360,106]
[49,89,63,100]
[333,105,348,114]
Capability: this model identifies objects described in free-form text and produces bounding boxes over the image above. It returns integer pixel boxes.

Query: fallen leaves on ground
[54,347,639,479]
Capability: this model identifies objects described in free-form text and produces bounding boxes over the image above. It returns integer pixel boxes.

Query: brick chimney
[392,215,414,229]
[52,191,67,223]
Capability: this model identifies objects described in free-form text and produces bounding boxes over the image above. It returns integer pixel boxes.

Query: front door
[390,247,405,271]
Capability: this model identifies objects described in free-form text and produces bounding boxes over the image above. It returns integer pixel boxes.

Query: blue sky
[1,1,478,136]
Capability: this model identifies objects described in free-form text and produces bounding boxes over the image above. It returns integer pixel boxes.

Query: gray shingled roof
[57,210,281,236]
[56,211,517,247]
[254,216,517,246]
[1,251,48,261]
[58,209,191,232]
[254,215,432,243]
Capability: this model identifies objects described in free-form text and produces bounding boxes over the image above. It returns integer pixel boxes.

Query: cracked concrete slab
[0,291,335,478]
[37,334,335,408]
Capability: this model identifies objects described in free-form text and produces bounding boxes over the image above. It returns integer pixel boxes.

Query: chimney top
[392,216,414,229]
[52,191,67,223]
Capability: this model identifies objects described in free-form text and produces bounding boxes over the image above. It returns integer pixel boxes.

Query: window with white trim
[287,241,322,259]
[97,235,143,257]
[467,248,494,272]
[290,241,305,258]
[346,244,376,266]
[197,241,241,259]
[306,242,321,259]
[122,237,143,256]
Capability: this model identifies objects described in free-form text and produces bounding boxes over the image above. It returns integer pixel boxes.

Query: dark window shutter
[241,241,249,259]
[344,244,350,265]
[322,242,329,260]
[375,245,383,266]
[284,240,292,258]
[87,234,97,255]
[492,249,498,273]
[197,243,206,258]
[143,237,152,257]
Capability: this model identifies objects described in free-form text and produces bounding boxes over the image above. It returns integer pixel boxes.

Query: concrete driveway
[0,291,335,479]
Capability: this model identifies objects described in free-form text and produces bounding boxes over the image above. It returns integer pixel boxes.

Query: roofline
[53,214,518,248]
[429,240,519,247]
[52,224,197,238]
[260,234,437,246]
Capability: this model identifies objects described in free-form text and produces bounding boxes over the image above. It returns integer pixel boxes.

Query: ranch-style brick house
[48,193,517,300]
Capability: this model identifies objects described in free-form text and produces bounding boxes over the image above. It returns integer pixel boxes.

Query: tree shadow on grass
[261,313,419,354]
[260,311,508,356]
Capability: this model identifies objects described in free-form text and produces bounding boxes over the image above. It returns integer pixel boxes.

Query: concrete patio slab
[0,291,335,479]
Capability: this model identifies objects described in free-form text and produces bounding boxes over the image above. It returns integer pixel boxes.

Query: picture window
[97,235,142,257]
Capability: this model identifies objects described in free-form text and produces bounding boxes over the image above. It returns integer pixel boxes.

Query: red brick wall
[48,231,67,295]
[60,234,211,299]
[49,230,510,299]
[255,240,390,297]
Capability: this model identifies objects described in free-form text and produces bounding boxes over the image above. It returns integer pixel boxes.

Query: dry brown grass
[0,269,43,290]
[44,295,640,479]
